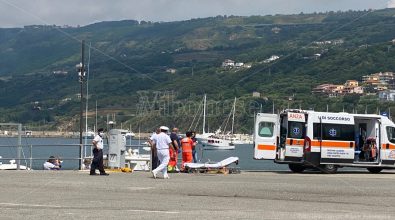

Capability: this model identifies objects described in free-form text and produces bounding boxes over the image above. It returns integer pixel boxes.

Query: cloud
[388,0,395,8]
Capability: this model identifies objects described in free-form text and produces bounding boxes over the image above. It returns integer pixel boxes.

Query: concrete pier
[0,170,395,219]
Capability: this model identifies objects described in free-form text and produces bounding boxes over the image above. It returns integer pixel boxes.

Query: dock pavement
[0,170,395,220]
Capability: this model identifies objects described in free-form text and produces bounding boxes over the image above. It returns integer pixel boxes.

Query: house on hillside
[313,84,344,97]
[271,27,281,34]
[222,59,235,68]
[263,55,279,63]
[244,64,252,68]
[235,62,244,68]
[362,72,395,92]
[332,39,344,45]
[313,54,321,60]
[313,80,363,97]
[379,90,395,101]
[166,68,176,74]
[343,80,363,94]
[363,72,394,84]
[312,84,334,94]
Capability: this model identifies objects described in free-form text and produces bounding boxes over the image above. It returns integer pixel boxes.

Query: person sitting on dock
[55,156,62,169]
[43,156,61,170]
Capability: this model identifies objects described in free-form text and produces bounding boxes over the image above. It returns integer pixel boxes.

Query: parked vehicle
[254,109,395,173]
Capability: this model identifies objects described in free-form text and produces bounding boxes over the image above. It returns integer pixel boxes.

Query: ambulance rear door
[254,113,279,160]
[284,112,306,160]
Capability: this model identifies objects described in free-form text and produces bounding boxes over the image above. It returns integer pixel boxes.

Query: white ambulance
[254,109,395,173]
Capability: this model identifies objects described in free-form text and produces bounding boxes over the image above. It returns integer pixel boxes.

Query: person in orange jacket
[181,131,194,172]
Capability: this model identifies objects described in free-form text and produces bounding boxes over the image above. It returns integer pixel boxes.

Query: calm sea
[0,137,288,171]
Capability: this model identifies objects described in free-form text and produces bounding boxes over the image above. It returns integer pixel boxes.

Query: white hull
[0,164,29,170]
[125,154,150,171]
[84,150,151,171]
[125,148,150,171]
[83,131,95,139]
[125,132,135,139]
[201,138,235,150]
[232,139,253,145]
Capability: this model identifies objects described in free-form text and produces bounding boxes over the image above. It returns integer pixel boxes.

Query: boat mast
[203,94,206,134]
[85,43,91,136]
[95,100,97,132]
[231,97,236,135]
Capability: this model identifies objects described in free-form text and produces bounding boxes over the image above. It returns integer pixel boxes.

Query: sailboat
[195,94,214,139]
[197,96,236,150]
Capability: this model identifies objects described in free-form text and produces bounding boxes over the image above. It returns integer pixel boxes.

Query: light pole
[76,40,86,170]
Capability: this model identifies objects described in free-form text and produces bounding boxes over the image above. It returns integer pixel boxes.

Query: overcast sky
[0,0,394,28]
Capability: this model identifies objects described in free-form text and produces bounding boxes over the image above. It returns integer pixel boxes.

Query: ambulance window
[313,123,353,141]
[321,124,354,141]
[258,122,274,137]
[288,122,305,139]
[386,127,395,143]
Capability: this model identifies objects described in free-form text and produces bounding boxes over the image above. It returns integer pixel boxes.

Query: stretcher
[184,157,240,174]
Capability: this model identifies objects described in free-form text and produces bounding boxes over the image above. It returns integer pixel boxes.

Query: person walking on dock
[148,128,161,170]
[151,126,172,179]
[168,127,180,172]
[90,128,109,176]
[181,131,194,172]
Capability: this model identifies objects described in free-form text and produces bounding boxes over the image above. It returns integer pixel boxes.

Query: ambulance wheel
[367,167,383,174]
[320,164,338,174]
[288,164,305,173]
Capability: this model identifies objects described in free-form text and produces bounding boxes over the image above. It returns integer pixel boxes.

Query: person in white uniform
[90,128,109,176]
[151,126,172,179]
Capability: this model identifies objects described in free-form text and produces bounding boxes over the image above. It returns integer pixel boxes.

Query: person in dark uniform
[90,128,109,176]
[148,128,161,170]
[191,131,198,163]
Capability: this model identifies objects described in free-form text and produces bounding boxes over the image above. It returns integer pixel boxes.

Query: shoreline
[0,131,152,139]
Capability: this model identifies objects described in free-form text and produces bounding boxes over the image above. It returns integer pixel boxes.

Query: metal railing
[0,143,151,170]
[0,143,87,170]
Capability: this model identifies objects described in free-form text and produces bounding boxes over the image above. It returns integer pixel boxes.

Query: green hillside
[1,9,395,133]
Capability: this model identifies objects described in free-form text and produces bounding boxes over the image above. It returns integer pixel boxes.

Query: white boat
[197,96,237,150]
[232,138,253,145]
[83,131,95,139]
[125,148,150,171]
[195,132,214,141]
[84,147,151,171]
[227,134,253,145]
[124,131,135,138]
[0,159,30,170]
[201,135,235,150]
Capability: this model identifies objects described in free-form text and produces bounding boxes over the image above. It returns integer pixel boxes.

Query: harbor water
[0,137,288,171]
